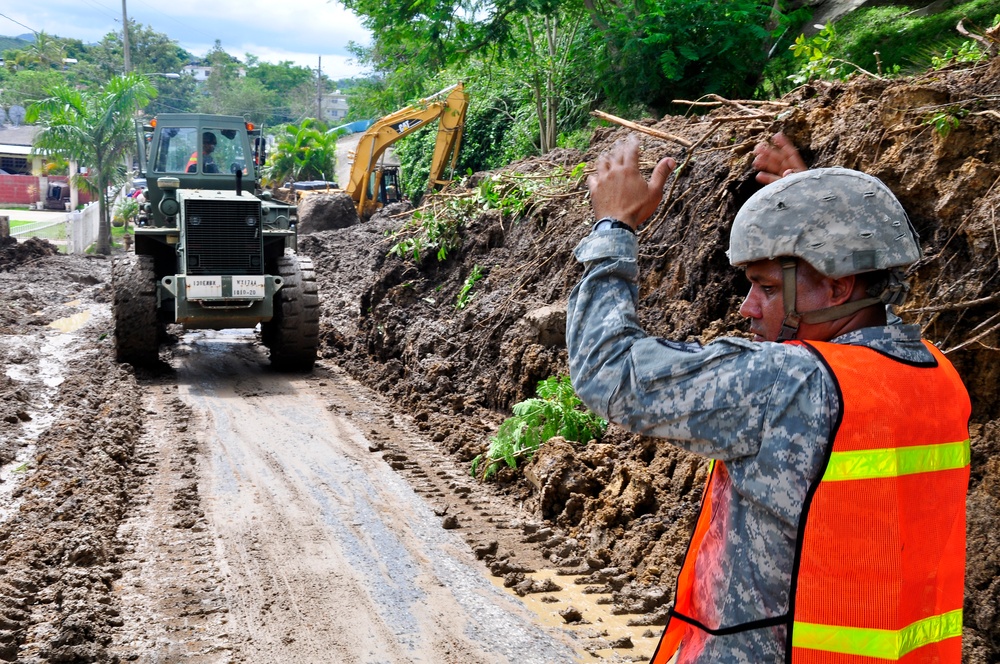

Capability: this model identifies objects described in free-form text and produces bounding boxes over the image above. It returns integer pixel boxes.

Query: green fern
[471,376,607,480]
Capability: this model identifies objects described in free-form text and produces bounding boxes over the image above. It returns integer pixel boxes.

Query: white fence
[68,204,101,254]
[8,203,101,254]
[9,217,67,241]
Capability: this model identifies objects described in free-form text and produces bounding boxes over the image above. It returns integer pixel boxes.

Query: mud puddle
[492,569,661,661]
[0,306,91,523]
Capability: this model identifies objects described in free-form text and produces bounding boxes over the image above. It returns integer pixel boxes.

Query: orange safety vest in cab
[650,340,970,664]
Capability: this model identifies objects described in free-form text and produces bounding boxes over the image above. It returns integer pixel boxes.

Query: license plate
[187,276,222,298]
[232,276,265,298]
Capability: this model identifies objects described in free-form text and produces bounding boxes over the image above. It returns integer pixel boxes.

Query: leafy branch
[386,163,587,264]
[788,23,884,85]
[386,194,478,262]
[471,376,607,481]
[455,264,484,310]
[476,163,588,222]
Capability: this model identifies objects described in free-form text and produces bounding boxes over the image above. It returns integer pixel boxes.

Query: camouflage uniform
[566,228,933,663]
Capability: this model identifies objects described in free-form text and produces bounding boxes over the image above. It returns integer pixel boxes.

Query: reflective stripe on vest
[792,608,963,659]
[822,439,970,481]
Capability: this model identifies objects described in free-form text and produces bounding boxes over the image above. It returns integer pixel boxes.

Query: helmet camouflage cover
[727,168,921,277]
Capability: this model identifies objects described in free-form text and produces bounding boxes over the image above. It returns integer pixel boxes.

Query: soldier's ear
[829,274,857,306]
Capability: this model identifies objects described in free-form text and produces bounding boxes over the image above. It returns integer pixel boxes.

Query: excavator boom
[347,82,468,218]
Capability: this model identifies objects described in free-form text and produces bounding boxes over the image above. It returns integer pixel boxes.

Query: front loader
[112,113,319,370]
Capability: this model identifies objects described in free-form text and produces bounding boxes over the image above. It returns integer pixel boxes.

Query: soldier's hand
[753,132,807,185]
[588,135,676,230]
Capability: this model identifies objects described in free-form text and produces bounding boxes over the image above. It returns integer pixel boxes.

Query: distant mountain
[0,35,33,51]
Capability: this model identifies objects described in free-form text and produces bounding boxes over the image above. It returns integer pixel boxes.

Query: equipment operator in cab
[186,131,219,173]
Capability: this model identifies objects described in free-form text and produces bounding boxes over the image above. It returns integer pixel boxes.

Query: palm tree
[25,31,65,69]
[27,73,156,254]
[263,119,343,187]
[9,31,65,70]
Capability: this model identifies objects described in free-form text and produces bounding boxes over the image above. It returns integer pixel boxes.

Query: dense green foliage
[829,2,998,74]
[382,2,997,193]
[471,376,608,480]
[1,22,337,126]
[761,3,998,95]
[262,120,344,187]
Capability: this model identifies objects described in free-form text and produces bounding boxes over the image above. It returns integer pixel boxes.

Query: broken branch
[590,110,694,148]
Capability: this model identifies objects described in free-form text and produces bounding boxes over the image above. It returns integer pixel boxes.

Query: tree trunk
[97,176,111,255]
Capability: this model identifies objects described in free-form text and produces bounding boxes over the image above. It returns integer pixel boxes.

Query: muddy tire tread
[112,254,160,366]
[262,254,320,371]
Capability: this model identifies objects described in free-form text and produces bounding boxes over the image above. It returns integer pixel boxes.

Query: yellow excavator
[296,82,469,219]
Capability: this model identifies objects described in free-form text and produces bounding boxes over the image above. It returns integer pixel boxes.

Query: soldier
[567,135,970,663]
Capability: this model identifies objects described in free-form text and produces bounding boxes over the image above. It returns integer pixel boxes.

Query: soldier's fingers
[649,157,676,192]
[615,135,641,169]
[756,171,781,185]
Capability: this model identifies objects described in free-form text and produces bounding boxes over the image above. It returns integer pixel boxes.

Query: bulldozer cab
[152,127,248,176]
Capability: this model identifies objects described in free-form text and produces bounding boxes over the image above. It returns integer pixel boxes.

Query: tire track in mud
[157,329,581,663]
[110,384,233,663]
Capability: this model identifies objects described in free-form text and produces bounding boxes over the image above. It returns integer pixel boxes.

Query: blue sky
[0,0,372,79]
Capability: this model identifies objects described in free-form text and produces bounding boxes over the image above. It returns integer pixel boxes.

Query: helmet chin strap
[776,259,801,342]
[775,259,903,342]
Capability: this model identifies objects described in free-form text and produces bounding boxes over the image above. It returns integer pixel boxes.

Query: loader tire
[112,254,160,367]
[262,253,320,371]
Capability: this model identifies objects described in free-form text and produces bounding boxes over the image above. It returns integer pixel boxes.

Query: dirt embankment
[300,56,1000,660]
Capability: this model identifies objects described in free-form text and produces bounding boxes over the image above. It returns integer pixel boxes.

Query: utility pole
[316,56,323,121]
[121,0,131,73]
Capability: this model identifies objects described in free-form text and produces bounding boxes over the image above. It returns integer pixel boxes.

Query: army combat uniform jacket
[566,228,939,663]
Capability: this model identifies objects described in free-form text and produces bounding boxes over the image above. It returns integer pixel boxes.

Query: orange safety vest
[650,340,970,664]
[186,151,198,173]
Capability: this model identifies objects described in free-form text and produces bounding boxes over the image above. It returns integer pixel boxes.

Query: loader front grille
[183,199,263,276]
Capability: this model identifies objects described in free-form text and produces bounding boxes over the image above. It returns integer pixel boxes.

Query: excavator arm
[346,82,468,218]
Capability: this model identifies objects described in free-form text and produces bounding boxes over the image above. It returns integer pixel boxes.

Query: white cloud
[1,0,371,79]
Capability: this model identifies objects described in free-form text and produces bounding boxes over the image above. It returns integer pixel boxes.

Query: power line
[73,0,123,27]
[0,12,38,34]
[130,0,223,47]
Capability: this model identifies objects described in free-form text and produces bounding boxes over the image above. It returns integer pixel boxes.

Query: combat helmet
[727,167,921,341]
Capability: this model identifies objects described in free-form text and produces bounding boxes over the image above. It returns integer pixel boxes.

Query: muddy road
[126,329,578,663]
[0,248,652,663]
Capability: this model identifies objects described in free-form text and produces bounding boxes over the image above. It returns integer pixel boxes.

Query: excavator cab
[370,167,402,206]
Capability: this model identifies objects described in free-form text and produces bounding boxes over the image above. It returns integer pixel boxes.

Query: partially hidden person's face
[738,258,835,342]
[204,140,216,154]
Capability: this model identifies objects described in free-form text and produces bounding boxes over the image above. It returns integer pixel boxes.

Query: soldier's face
[739,259,835,342]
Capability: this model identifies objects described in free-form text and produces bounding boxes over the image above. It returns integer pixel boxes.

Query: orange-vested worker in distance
[186,131,219,173]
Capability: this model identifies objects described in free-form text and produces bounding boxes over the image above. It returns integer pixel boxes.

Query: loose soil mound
[0,236,60,272]
[302,56,1000,661]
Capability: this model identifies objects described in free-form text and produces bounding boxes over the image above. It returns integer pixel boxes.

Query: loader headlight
[159,197,179,216]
